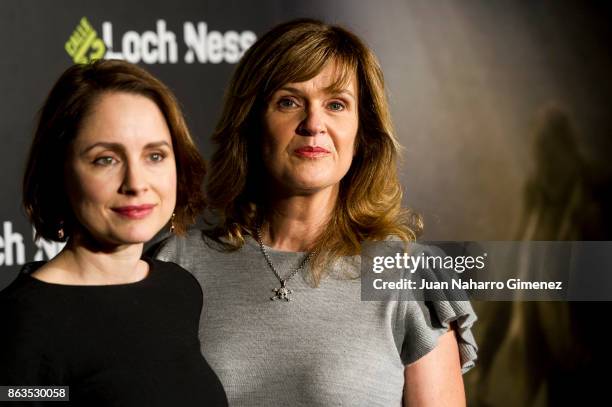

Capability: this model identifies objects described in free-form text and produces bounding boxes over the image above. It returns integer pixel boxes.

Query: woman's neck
[262,186,337,252]
[33,236,147,285]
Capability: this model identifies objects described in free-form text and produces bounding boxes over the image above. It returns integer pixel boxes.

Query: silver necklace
[255,226,315,302]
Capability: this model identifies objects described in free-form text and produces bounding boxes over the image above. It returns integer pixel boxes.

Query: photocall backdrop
[1,1,611,287]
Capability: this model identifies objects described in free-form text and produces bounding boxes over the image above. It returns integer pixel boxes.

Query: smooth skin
[32,92,177,286]
[260,62,466,406]
[404,328,466,406]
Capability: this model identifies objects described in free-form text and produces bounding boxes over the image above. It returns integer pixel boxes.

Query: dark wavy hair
[23,59,206,241]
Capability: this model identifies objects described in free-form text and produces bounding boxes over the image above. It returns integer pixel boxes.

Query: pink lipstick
[111,204,156,219]
[293,146,330,158]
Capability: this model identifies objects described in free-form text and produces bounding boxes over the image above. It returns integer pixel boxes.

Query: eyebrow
[278,86,356,101]
[80,141,172,155]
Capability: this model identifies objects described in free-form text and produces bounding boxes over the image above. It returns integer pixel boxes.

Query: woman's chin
[113,231,159,246]
[82,228,161,249]
[280,175,340,195]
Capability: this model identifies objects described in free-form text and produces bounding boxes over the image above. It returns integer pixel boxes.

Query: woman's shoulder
[0,263,65,338]
[397,297,478,374]
[145,258,203,297]
[0,262,49,303]
[149,228,238,269]
[387,241,478,373]
[149,229,203,259]
[361,237,434,258]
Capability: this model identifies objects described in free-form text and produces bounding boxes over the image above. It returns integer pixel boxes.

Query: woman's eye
[328,101,345,111]
[278,98,298,109]
[149,152,165,162]
[93,156,117,166]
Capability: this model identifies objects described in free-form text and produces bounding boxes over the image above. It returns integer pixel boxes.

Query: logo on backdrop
[0,221,64,266]
[65,17,257,64]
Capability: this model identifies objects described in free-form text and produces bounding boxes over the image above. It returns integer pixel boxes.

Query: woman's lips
[111,204,157,219]
[293,146,331,158]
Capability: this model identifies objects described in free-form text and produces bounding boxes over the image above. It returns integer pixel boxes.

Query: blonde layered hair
[207,19,421,285]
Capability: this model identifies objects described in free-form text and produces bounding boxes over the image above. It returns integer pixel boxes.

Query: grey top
[155,230,477,406]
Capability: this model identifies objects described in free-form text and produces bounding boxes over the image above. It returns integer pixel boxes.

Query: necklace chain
[255,226,315,301]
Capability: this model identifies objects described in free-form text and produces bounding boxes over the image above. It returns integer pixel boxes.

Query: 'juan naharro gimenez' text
[372,278,563,290]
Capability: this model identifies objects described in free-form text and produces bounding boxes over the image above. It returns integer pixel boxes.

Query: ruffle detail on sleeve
[397,244,478,374]
[429,299,478,374]
[400,298,478,374]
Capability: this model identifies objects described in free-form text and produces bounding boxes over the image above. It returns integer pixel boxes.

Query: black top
[0,258,228,406]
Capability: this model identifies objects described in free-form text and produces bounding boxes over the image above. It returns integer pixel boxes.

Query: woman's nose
[296,106,326,137]
[119,161,148,195]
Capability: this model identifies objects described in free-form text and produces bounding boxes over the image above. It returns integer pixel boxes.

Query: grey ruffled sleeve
[398,244,478,374]
[400,299,478,374]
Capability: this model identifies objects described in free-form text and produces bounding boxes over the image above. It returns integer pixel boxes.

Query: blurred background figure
[517,105,603,241]
[468,105,612,407]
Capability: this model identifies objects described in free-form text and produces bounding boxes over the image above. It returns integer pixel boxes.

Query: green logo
[65,17,106,63]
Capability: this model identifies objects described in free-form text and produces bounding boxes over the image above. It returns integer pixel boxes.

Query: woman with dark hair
[156,19,477,406]
[0,60,227,406]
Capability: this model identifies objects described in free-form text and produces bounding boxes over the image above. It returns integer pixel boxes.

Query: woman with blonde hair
[156,18,477,406]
